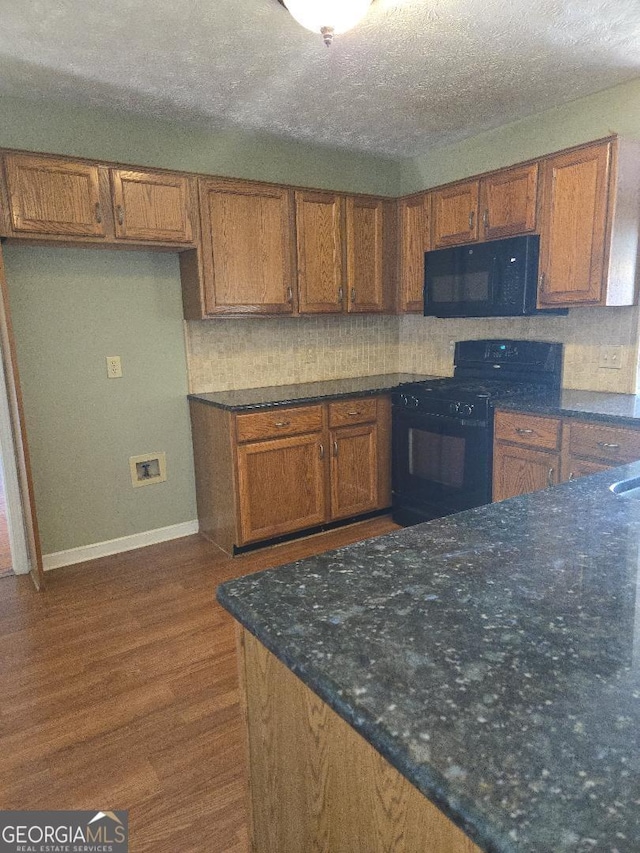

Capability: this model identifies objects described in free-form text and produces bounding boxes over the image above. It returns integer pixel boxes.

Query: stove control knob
[400,393,419,408]
[459,403,474,417]
[449,402,460,415]
[409,395,419,408]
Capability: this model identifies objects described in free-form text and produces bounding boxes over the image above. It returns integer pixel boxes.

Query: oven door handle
[393,410,488,429]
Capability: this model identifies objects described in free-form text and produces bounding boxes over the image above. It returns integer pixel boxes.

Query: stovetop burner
[398,377,552,402]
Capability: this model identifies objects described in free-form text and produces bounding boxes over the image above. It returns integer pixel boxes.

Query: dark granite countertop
[496,388,640,427]
[188,373,436,411]
[218,464,640,853]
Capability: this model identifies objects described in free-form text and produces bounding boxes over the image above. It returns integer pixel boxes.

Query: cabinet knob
[116,204,125,226]
[333,440,338,457]
[319,443,325,460]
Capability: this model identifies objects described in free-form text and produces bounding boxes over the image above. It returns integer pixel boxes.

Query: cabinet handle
[515,428,534,435]
[568,472,575,481]
[287,286,293,303]
[468,210,475,230]
[338,286,344,303]
[547,467,554,487]
[274,420,290,428]
[94,202,103,224]
[347,411,361,417]
[333,440,338,457]
[539,272,545,290]
[597,442,620,450]
[116,205,124,226]
[319,443,324,460]
[482,209,489,229]
[351,287,356,303]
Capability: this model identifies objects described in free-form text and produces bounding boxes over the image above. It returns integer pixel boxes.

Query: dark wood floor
[0,516,398,852]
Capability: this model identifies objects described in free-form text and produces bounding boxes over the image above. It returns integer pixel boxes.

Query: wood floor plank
[0,516,398,852]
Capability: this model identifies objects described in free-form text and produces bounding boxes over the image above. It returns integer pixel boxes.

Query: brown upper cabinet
[432,180,480,248]
[398,193,431,313]
[295,190,344,314]
[111,169,195,243]
[1,152,198,247]
[3,154,108,238]
[295,190,390,315]
[198,178,295,316]
[431,165,538,250]
[345,196,385,313]
[537,138,640,308]
[480,163,538,240]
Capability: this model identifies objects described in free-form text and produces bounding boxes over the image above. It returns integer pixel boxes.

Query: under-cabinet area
[493,409,640,501]
[189,393,391,553]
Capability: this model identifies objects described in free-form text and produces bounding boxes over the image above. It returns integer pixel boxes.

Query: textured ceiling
[0,0,639,159]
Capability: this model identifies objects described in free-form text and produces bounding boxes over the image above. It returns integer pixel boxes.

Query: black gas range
[391,339,563,525]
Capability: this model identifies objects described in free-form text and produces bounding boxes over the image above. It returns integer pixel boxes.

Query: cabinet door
[398,193,430,313]
[3,154,107,237]
[330,424,378,520]
[480,164,538,240]
[538,142,611,307]
[200,178,295,315]
[111,169,194,243]
[432,180,480,248]
[236,433,326,544]
[296,190,344,313]
[493,443,559,502]
[345,196,384,313]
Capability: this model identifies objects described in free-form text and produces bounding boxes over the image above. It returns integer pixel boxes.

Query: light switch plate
[598,346,623,370]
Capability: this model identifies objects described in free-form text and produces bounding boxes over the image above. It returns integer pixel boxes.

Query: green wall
[0,94,399,196]
[3,246,195,554]
[400,77,640,194]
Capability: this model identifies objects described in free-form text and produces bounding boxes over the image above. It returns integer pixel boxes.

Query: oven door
[392,408,492,525]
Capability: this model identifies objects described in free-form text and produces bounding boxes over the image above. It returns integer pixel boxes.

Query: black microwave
[424,234,555,318]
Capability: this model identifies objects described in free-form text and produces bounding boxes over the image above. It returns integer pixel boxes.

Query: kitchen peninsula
[218,462,640,852]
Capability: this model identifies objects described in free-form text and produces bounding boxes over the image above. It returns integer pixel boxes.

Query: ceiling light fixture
[278,0,373,46]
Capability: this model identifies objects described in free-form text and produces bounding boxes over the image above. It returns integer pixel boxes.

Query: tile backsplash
[186,306,640,395]
[186,315,399,393]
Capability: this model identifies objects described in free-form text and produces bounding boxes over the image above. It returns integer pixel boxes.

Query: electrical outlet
[598,346,623,370]
[106,356,123,378]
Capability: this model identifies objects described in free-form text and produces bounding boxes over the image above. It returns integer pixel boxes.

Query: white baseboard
[43,520,199,571]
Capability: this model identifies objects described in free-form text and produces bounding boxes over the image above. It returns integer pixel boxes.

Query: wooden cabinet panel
[493,443,560,502]
[538,142,611,307]
[398,193,430,313]
[3,154,107,237]
[237,433,326,544]
[296,190,343,314]
[346,196,384,313]
[563,458,609,482]
[199,178,294,315]
[432,180,480,248]
[480,164,538,240]
[330,424,378,520]
[111,169,194,243]
[493,411,561,451]
[328,397,377,428]
[236,405,323,443]
[567,420,640,465]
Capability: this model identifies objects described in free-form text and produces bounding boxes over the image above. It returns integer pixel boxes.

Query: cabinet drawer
[568,421,640,465]
[328,397,377,427]
[494,411,561,450]
[236,405,323,443]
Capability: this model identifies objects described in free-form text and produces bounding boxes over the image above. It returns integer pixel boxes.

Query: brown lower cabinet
[190,394,391,554]
[493,409,640,501]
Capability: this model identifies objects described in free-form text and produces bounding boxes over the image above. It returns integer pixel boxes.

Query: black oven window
[408,428,465,489]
